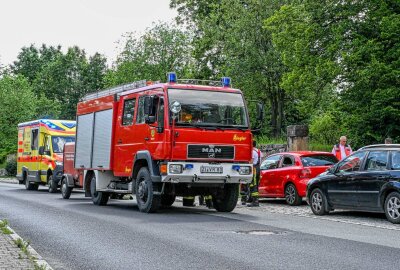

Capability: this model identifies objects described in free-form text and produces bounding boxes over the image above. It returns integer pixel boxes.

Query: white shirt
[252,148,263,165]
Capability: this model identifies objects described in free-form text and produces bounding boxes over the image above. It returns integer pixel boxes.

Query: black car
[307,144,400,224]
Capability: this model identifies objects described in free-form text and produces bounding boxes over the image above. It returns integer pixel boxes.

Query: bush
[5,157,17,177]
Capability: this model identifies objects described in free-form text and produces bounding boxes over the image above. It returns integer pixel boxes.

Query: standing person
[248,140,262,207]
[332,136,352,161]
[385,137,393,144]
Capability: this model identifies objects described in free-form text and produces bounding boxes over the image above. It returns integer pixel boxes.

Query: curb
[0,178,19,184]
[6,225,53,270]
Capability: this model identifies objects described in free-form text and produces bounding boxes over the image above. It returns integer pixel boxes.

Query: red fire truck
[61,73,262,213]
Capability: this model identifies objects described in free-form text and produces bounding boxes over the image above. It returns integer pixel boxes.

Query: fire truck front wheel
[212,184,239,212]
[135,167,161,213]
[90,174,109,206]
[161,194,176,207]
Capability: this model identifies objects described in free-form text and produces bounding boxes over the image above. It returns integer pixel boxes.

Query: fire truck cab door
[146,96,165,158]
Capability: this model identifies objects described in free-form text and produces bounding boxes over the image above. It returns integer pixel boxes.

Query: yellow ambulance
[16,119,76,192]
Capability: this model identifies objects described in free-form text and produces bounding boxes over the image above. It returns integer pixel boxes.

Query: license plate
[200,166,223,174]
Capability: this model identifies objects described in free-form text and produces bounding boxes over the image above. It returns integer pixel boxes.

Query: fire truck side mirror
[144,96,154,116]
[145,116,156,124]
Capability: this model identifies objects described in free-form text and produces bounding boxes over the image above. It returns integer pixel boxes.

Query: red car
[259,151,338,205]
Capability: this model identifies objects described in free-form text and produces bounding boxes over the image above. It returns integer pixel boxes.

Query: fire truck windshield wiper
[175,122,204,129]
[217,125,248,131]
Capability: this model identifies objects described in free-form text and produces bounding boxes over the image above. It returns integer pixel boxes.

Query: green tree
[171,0,289,136]
[266,0,400,146]
[11,44,62,85]
[105,22,194,86]
[0,75,37,160]
[32,46,107,119]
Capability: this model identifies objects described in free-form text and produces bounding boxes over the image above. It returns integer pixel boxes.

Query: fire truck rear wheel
[212,184,239,212]
[61,178,72,199]
[135,167,160,213]
[48,175,58,193]
[90,174,109,206]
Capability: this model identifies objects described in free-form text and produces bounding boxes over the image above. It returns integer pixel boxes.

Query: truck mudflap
[161,162,253,184]
[62,174,75,188]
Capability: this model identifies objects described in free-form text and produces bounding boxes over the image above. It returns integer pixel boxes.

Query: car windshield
[52,136,75,153]
[168,88,248,128]
[301,155,337,167]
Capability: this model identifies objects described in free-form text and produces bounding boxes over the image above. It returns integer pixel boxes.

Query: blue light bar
[185,164,194,170]
[222,77,231,87]
[167,72,177,83]
[232,165,240,171]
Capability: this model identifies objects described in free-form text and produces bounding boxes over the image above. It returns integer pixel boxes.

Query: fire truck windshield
[51,136,75,153]
[168,89,248,128]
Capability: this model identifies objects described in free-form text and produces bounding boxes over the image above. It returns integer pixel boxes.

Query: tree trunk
[277,87,284,137]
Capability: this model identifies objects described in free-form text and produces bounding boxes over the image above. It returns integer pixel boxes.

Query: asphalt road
[1,182,400,270]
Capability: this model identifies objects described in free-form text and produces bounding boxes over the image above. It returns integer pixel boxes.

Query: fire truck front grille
[187,145,234,160]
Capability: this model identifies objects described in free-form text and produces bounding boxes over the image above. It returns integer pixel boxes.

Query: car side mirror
[38,146,45,155]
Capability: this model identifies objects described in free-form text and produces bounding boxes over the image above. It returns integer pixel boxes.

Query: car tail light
[299,168,311,178]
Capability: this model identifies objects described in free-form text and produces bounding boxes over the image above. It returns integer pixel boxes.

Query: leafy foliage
[5,156,17,176]
[13,45,107,119]
[171,0,291,136]
[105,22,194,86]
[0,75,37,160]
[265,0,400,147]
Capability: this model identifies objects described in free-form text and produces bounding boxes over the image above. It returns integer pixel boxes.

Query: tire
[24,173,38,191]
[384,192,400,224]
[285,183,302,206]
[61,178,73,200]
[161,194,176,207]
[48,175,58,193]
[213,184,239,212]
[135,167,160,213]
[310,188,328,215]
[90,174,109,206]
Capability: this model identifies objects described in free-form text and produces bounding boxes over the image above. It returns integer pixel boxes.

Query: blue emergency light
[185,164,194,170]
[167,72,177,83]
[222,77,231,87]
[232,165,241,171]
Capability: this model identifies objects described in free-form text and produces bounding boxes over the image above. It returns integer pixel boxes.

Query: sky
[0,0,177,66]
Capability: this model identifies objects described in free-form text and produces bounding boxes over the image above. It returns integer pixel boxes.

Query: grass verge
[1,219,49,270]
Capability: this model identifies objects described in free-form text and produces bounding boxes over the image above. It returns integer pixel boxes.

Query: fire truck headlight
[169,164,183,174]
[55,161,63,166]
[232,165,251,175]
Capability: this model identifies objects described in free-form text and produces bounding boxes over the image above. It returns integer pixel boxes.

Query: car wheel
[285,183,302,206]
[384,192,400,224]
[61,178,73,199]
[48,175,58,193]
[310,188,328,215]
[24,173,38,191]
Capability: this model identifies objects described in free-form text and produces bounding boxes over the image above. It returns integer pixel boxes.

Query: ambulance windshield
[168,89,248,128]
[52,136,75,153]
